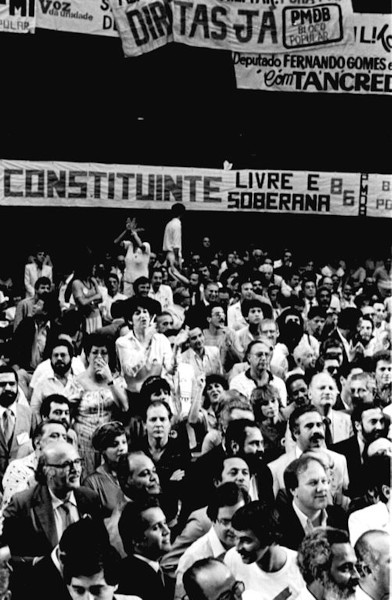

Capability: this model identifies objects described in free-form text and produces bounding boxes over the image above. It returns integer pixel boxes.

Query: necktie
[59,500,73,536]
[323,417,333,447]
[157,567,165,588]
[2,409,14,445]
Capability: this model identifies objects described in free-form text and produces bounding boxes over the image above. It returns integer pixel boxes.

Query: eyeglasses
[47,458,83,470]
[217,581,245,600]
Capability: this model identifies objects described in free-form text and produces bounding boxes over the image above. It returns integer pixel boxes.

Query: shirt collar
[0,401,17,417]
[208,526,226,557]
[292,500,327,532]
[133,553,160,573]
[244,368,273,383]
[49,488,77,509]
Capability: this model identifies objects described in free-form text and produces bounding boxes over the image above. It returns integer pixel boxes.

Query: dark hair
[63,545,121,586]
[289,405,320,438]
[140,376,172,404]
[171,203,186,217]
[133,276,150,292]
[361,454,391,500]
[338,307,362,331]
[118,496,161,555]
[117,450,152,494]
[143,399,173,422]
[0,365,18,385]
[205,302,224,318]
[297,527,350,585]
[122,296,159,321]
[307,306,327,320]
[245,337,273,361]
[250,385,282,422]
[202,374,229,408]
[231,500,281,545]
[40,394,70,419]
[83,332,116,371]
[240,298,266,318]
[212,454,249,484]
[92,421,126,452]
[225,419,261,454]
[32,418,67,443]
[50,337,74,359]
[206,482,249,522]
[351,401,383,427]
[34,276,51,290]
[60,516,111,554]
[372,350,391,369]
[285,373,307,396]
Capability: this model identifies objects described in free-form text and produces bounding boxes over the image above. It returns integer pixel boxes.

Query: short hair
[140,376,172,404]
[284,454,327,493]
[0,365,18,385]
[50,337,74,358]
[63,545,121,586]
[34,276,51,290]
[245,337,274,360]
[32,418,67,443]
[171,203,186,217]
[118,496,161,554]
[338,308,362,331]
[35,441,75,484]
[205,302,224,318]
[231,500,281,545]
[362,454,391,497]
[307,307,327,320]
[373,350,391,369]
[117,450,150,492]
[206,482,249,522]
[225,419,261,453]
[351,401,383,427]
[143,399,173,422]
[40,394,70,419]
[289,405,320,438]
[354,530,390,571]
[297,527,350,585]
[286,373,307,395]
[216,394,253,424]
[212,454,249,483]
[183,558,224,600]
[92,421,126,452]
[240,298,266,318]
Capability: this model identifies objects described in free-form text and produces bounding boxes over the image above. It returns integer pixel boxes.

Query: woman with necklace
[83,421,128,515]
[71,333,129,475]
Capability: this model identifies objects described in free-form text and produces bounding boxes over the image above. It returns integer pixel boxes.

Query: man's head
[240,299,264,327]
[188,326,205,354]
[303,279,317,300]
[297,527,359,600]
[64,547,121,600]
[366,437,392,458]
[40,394,71,426]
[118,497,171,560]
[287,455,329,517]
[348,372,376,408]
[355,530,390,600]
[156,311,175,335]
[38,441,82,496]
[204,282,219,304]
[117,451,161,499]
[50,339,73,377]
[308,373,338,416]
[33,419,68,451]
[34,276,51,298]
[317,286,332,310]
[206,303,226,331]
[289,405,326,451]
[225,419,264,472]
[357,317,374,345]
[293,343,317,372]
[0,366,18,408]
[151,268,163,292]
[373,302,387,326]
[307,307,327,339]
[183,558,244,600]
[207,482,249,551]
[215,394,254,434]
[133,276,151,297]
[286,374,309,408]
[352,403,386,445]
[239,281,254,301]
[213,456,251,493]
[232,501,281,565]
[373,351,392,391]
[259,319,278,346]
[245,338,273,377]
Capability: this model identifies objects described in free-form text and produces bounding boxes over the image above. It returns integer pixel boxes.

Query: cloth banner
[109,0,354,58]
[35,0,120,37]
[0,159,391,218]
[234,13,392,94]
[0,0,35,33]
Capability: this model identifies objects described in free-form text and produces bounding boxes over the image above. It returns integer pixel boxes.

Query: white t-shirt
[224,546,305,600]
[123,240,150,284]
[163,217,182,254]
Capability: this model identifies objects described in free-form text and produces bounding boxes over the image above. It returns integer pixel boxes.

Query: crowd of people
[0,205,390,600]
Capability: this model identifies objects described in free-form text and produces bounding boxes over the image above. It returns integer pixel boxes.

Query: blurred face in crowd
[241,283,253,301]
[39,422,68,449]
[218,457,250,492]
[307,314,326,338]
[349,377,374,406]
[358,318,373,343]
[259,321,278,345]
[247,342,272,376]
[209,306,226,330]
[131,307,150,330]
[355,407,385,444]
[373,302,387,325]
[288,378,309,407]
[36,282,51,298]
[292,459,329,516]
[188,327,205,353]
[126,454,161,496]
[67,571,116,600]
[304,281,316,299]
[367,437,392,458]
[205,380,225,408]
[323,543,359,600]
[107,275,120,297]
[324,345,344,366]
[51,345,72,377]
[136,282,150,297]
[47,401,71,426]
[309,373,337,415]
[102,434,128,467]
[205,283,219,303]
[0,371,18,408]
[294,411,325,451]
[156,314,174,335]
[323,358,340,379]
[151,271,163,292]
[375,359,392,389]
[145,404,171,446]
[246,307,264,327]
[213,501,245,550]
[192,562,242,600]
[258,393,280,421]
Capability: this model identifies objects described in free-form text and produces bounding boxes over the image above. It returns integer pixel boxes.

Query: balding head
[39,441,82,498]
[308,372,337,415]
[183,558,240,600]
[355,530,390,599]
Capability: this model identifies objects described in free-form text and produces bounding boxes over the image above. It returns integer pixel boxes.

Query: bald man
[308,372,352,446]
[354,530,390,600]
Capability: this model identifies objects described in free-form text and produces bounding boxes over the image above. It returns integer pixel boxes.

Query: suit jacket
[24,263,53,298]
[331,435,363,498]
[330,409,352,444]
[268,447,349,498]
[2,483,101,560]
[117,554,172,600]
[31,554,71,600]
[11,317,60,370]
[0,402,33,485]
[278,502,348,550]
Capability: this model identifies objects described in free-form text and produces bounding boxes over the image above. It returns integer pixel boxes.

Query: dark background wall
[0,0,391,281]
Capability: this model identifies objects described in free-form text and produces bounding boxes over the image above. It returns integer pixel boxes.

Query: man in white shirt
[354,530,390,600]
[296,527,360,600]
[163,203,186,268]
[149,268,174,311]
[174,482,248,600]
[224,500,305,598]
[308,372,352,446]
[179,326,223,379]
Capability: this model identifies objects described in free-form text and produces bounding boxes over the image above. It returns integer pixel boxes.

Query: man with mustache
[30,339,80,419]
[278,454,348,551]
[308,373,352,447]
[268,405,349,498]
[296,527,360,600]
[0,365,33,484]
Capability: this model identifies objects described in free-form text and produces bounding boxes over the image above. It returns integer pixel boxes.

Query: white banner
[1,159,391,218]
[0,0,35,33]
[234,13,392,94]
[35,0,120,37]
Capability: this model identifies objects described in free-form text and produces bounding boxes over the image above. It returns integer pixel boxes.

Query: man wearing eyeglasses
[2,441,102,569]
[183,557,259,600]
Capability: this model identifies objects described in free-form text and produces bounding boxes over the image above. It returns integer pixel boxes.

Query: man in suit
[2,440,101,563]
[308,372,352,446]
[117,496,173,600]
[332,402,387,499]
[278,454,348,550]
[24,248,53,298]
[0,365,33,487]
[268,405,349,497]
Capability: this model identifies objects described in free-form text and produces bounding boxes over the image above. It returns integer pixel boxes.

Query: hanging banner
[35,0,120,37]
[1,159,390,218]
[0,0,35,33]
[109,0,354,58]
[234,13,392,95]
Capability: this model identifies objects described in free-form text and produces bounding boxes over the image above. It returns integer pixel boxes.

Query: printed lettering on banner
[0,0,35,33]
[233,13,392,95]
[109,0,173,57]
[1,159,390,218]
[36,0,120,36]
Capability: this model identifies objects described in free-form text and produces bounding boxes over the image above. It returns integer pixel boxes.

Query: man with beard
[308,373,352,447]
[332,403,387,499]
[268,405,349,497]
[296,527,359,600]
[30,339,80,419]
[174,482,249,600]
[373,350,392,409]
[0,365,33,484]
[224,500,305,598]
[40,394,77,447]
[203,303,242,373]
